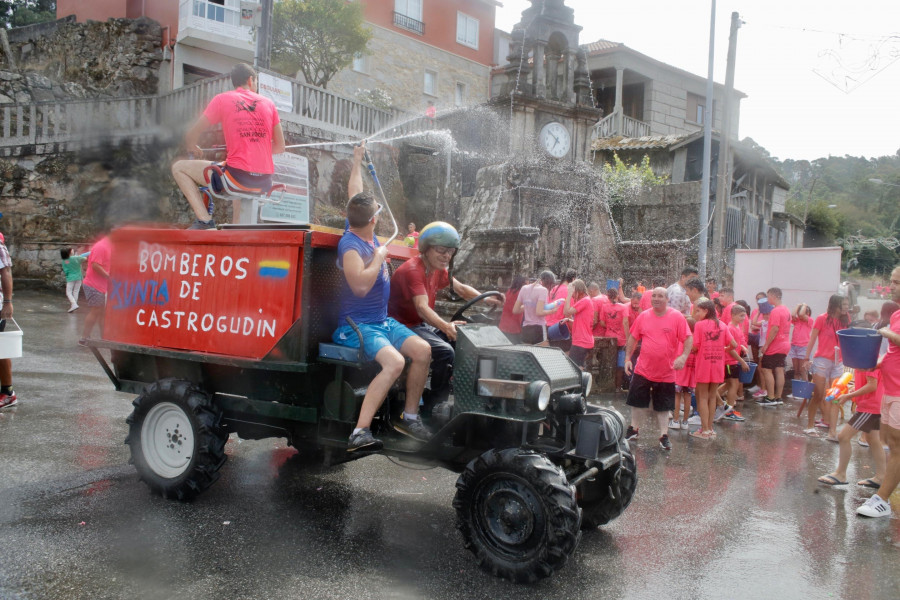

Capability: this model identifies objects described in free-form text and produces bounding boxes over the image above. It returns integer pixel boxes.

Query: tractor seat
[318,342,369,367]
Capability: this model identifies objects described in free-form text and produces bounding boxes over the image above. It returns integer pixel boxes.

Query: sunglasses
[371,203,383,219]
[431,246,456,257]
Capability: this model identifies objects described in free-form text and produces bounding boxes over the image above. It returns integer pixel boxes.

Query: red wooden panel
[104,227,306,359]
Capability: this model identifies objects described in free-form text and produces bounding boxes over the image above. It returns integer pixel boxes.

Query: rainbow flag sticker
[258,260,290,279]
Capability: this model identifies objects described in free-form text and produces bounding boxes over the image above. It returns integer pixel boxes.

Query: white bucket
[0,318,22,359]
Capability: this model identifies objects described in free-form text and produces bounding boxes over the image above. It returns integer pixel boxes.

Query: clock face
[539,122,571,158]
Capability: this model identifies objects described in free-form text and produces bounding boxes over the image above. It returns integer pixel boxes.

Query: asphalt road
[1,290,899,600]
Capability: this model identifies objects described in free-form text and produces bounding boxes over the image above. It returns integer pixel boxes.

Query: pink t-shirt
[693,319,734,383]
[854,370,881,414]
[545,283,568,327]
[674,340,697,388]
[518,283,549,327]
[591,295,608,336]
[749,309,762,334]
[603,302,629,346]
[640,291,653,312]
[629,307,691,383]
[881,310,900,396]
[83,236,112,293]
[811,313,846,361]
[204,88,281,174]
[721,301,734,324]
[791,316,812,347]
[571,296,595,349]
[725,323,744,366]
[764,304,791,356]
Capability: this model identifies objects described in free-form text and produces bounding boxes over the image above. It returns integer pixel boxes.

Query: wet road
[1,290,899,600]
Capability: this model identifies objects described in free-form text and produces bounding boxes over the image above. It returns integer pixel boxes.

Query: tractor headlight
[581,371,593,397]
[526,381,551,411]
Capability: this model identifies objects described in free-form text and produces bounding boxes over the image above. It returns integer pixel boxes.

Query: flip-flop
[857,478,881,489]
[817,475,848,486]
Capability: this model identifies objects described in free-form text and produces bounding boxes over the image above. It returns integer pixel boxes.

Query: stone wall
[1,16,162,102]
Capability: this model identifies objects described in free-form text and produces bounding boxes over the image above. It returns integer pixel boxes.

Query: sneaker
[858,438,870,448]
[668,419,681,430]
[77,339,88,347]
[756,397,774,407]
[746,385,760,393]
[625,426,639,441]
[394,415,433,441]
[68,305,79,313]
[713,404,732,423]
[347,427,383,452]
[0,390,18,410]
[681,419,690,429]
[188,218,217,230]
[815,421,830,429]
[687,414,701,426]
[752,389,768,399]
[659,434,672,451]
[723,410,745,422]
[803,428,818,436]
[856,494,892,518]
[771,397,784,405]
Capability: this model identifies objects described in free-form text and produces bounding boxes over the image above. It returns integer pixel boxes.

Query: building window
[352,53,368,74]
[424,69,437,96]
[455,82,466,106]
[394,0,424,34]
[456,12,479,49]
[687,92,715,126]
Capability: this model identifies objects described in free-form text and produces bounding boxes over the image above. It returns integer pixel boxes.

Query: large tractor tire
[125,378,227,501]
[453,448,582,583]
[578,445,637,529]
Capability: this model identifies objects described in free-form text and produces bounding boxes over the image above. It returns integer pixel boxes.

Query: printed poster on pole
[257,72,293,113]
[260,153,310,224]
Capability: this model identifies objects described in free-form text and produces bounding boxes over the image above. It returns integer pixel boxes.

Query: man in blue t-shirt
[333,142,433,452]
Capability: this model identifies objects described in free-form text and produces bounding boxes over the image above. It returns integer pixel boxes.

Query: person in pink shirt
[718,287,735,322]
[720,304,750,422]
[858,265,900,518]
[789,303,813,385]
[817,369,885,489]
[171,63,286,229]
[546,268,575,350]
[758,287,791,407]
[513,271,555,345]
[80,234,112,344]
[690,299,746,439]
[602,287,630,389]
[624,287,692,451]
[563,280,594,368]
[802,295,849,437]
[670,318,697,431]
[588,282,608,337]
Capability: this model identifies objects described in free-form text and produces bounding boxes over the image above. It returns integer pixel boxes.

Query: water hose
[362,144,399,245]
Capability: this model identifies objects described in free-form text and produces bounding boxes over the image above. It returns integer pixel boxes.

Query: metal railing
[393,11,425,35]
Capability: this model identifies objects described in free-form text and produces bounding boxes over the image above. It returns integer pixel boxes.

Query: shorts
[788,345,807,360]
[210,163,272,195]
[569,345,591,368]
[626,373,676,412]
[724,364,741,379]
[812,356,844,381]
[675,384,693,393]
[760,353,786,370]
[332,318,415,361]
[848,411,881,433]
[748,332,760,346]
[617,348,625,368]
[881,395,900,430]
[521,324,545,345]
[83,284,106,307]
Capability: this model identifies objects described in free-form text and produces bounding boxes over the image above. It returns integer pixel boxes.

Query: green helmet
[417,221,460,252]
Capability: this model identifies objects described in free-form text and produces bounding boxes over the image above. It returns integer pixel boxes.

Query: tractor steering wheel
[450,291,505,324]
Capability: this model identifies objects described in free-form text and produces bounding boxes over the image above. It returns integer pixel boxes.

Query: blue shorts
[333,318,415,361]
[617,348,626,368]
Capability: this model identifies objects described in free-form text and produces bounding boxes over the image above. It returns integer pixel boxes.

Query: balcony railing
[591,110,651,139]
[179,0,253,43]
[393,11,425,35]
[622,115,650,138]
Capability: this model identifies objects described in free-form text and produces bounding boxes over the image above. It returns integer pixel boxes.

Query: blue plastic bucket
[757,299,774,315]
[837,328,882,369]
[606,279,619,290]
[547,321,570,341]
[738,361,757,384]
[791,379,814,399]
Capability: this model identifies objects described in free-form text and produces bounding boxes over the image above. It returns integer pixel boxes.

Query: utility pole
[255,0,274,70]
[698,0,716,280]
[712,11,741,281]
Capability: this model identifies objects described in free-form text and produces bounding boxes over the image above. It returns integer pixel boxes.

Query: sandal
[690,429,710,440]
[857,478,881,489]
[817,474,848,486]
[803,428,818,436]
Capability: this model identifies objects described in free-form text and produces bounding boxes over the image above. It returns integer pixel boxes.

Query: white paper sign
[257,72,293,113]
[260,153,310,224]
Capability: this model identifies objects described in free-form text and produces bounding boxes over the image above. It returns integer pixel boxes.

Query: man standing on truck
[333,142,433,452]
[0,232,17,409]
[388,221,502,413]
[171,63,286,229]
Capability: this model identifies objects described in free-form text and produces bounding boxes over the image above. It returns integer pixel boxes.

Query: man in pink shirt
[719,287,735,322]
[759,287,791,406]
[858,265,900,518]
[624,287,692,451]
[172,63,286,229]
[80,235,112,344]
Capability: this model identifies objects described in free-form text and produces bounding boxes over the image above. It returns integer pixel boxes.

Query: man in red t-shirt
[172,63,286,229]
[759,286,791,405]
[858,266,900,518]
[623,287,692,451]
[80,234,112,345]
[388,222,501,410]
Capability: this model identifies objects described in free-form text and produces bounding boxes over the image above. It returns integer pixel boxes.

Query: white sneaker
[713,406,726,423]
[857,494,892,518]
[746,385,760,393]
[668,419,681,430]
[687,414,701,426]
[68,305,79,313]
[681,419,690,429]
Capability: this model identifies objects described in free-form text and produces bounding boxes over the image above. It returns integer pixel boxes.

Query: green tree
[271,0,371,89]
[1,0,55,29]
